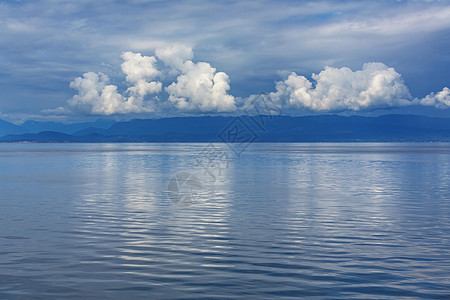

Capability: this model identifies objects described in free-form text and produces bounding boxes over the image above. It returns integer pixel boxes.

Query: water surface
[0,143,449,299]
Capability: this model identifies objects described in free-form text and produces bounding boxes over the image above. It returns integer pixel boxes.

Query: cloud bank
[418,87,450,109]
[269,63,412,111]
[61,46,236,115]
[54,47,448,116]
[2,0,449,120]
[65,51,163,115]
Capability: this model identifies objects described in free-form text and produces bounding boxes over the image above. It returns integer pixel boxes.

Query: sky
[0,0,449,123]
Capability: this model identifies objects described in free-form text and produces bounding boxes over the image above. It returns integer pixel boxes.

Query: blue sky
[0,0,449,122]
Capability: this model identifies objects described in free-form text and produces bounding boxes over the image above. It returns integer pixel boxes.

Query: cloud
[165,62,236,112]
[67,52,162,115]
[40,106,70,115]
[64,47,236,115]
[121,51,160,83]
[68,72,128,115]
[161,47,236,112]
[418,87,450,109]
[268,62,412,111]
[1,1,449,119]
[121,51,162,110]
[52,47,448,118]
[155,45,194,73]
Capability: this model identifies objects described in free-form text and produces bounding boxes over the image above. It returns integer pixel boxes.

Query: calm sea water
[0,143,449,299]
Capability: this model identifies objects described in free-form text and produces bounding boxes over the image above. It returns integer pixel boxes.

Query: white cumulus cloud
[269,62,412,112]
[121,51,160,83]
[418,87,450,109]
[121,51,162,110]
[157,45,236,112]
[155,45,194,73]
[165,60,236,112]
[64,47,236,115]
[68,52,163,115]
[52,47,449,117]
[68,72,128,115]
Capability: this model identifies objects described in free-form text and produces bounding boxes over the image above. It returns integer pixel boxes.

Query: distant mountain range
[0,114,449,142]
[0,119,115,137]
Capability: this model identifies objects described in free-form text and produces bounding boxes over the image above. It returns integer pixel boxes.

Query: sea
[0,143,449,299]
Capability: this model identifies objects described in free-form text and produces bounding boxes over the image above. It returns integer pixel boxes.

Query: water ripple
[0,143,449,298]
